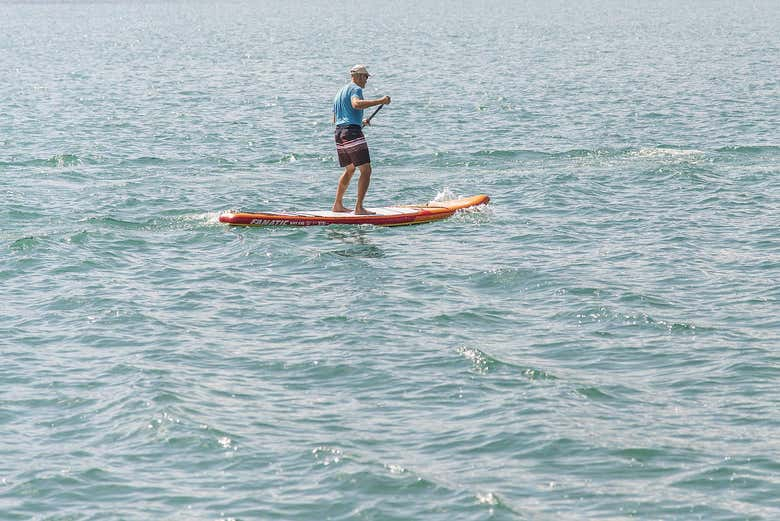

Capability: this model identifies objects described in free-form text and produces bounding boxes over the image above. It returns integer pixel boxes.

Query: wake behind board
[219,194,489,227]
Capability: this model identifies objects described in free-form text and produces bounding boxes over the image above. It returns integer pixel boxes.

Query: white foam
[633,147,704,159]
[432,187,458,202]
[194,212,224,225]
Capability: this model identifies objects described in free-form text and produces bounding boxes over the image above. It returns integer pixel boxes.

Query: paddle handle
[362,104,384,128]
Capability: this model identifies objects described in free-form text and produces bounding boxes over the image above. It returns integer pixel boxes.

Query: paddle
[362,104,383,128]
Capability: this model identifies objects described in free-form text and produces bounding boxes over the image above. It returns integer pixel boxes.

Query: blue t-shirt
[333,82,364,126]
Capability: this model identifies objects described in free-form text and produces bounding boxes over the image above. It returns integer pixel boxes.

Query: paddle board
[219,194,489,227]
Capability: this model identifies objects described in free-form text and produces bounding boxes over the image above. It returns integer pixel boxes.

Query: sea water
[1,1,779,519]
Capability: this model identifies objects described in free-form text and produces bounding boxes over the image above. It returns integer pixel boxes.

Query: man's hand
[381,96,391,105]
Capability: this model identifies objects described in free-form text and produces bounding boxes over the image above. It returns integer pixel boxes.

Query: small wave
[10,236,40,251]
[614,447,666,462]
[272,152,333,165]
[118,156,166,166]
[383,144,778,168]
[65,230,90,245]
[561,286,604,297]
[311,446,343,466]
[0,154,96,168]
[48,154,83,167]
[476,147,605,159]
[456,346,557,380]
[472,148,551,159]
[471,146,710,162]
[638,111,671,119]
[716,145,780,155]
[81,216,144,230]
[552,148,603,158]
[630,147,705,159]
[475,491,502,506]
[616,291,674,308]
[470,266,550,291]
[385,147,613,167]
[388,146,720,167]
[457,346,494,374]
[575,386,616,401]
[566,305,708,334]
[672,465,747,489]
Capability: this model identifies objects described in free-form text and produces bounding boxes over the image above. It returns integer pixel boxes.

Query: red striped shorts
[335,125,371,167]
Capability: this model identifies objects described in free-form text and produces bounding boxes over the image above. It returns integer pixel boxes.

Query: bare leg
[354,163,375,215]
[332,164,356,212]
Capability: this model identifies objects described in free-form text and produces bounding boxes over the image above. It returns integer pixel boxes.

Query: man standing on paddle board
[332,64,391,215]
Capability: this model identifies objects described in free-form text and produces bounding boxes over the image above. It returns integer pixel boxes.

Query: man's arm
[352,96,391,110]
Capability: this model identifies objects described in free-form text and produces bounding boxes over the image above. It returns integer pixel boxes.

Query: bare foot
[353,207,376,215]
[332,205,351,213]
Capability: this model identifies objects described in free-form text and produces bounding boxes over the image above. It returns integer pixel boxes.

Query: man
[332,64,391,214]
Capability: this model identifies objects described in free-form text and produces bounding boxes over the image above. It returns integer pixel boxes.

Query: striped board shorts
[335,125,371,167]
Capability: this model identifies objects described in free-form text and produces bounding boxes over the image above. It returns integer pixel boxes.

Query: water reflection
[325,227,385,258]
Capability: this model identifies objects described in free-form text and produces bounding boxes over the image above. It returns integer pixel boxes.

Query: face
[353,74,368,87]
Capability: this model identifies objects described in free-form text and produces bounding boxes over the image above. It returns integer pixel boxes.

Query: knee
[359,163,372,176]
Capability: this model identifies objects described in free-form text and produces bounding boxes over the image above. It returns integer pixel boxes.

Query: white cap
[349,64,371,76]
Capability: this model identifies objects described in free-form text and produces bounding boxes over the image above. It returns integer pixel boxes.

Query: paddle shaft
[362,104,383,128]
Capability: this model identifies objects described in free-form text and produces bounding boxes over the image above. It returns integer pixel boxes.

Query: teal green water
[2,1,779,519]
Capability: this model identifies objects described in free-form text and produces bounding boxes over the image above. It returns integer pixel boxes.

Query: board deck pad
[219,194,489,227]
